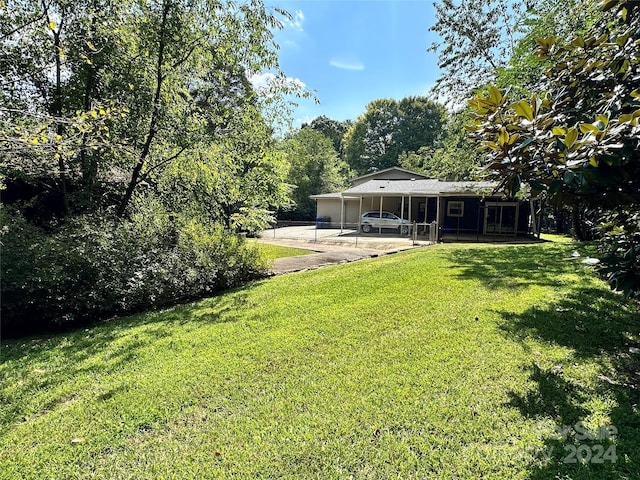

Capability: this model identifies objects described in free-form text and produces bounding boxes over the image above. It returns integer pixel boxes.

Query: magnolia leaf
[552,127,566,136]
[86,41,97,51]
[571,37,586,48]
[489,87,503,106]
[580,123,599,134]
[513,101,534,121]
[498,128,509,146]
[589,157,599,167]
[565,128,579,148]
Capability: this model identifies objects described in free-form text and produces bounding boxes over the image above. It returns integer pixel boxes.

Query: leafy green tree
[399,112,482,180]
[495,0,602,96]
[1,0,302,228]
[343,99,400,175]
[428,0,526,101]
[302,115,351,157]
[467,0,640,296]
[396,97,447,156]
[429,0,600,102]
[278,128,349,220]
[342,97,446,175]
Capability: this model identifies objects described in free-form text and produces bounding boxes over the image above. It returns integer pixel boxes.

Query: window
[447,201,464,217]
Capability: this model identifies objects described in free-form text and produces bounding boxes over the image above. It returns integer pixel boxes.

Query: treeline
[0,0,304,335]
[278,98,481,220]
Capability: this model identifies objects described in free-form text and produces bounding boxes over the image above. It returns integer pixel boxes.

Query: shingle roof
[342,179,497,196]
[350,166,430,183]
[309,192,344,199]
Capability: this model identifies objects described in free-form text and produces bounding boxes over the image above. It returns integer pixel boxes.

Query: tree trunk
[80,10,98,209]
[117,0,170,217]
[52,22,70,216]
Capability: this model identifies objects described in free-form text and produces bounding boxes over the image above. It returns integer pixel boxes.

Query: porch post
[379,196,383,235]
[408,196,412,237]
[529,197,538,236]
[359,196,363,232]
[340,194,344,233]
[436,196,441,238]
[424,197,428,223]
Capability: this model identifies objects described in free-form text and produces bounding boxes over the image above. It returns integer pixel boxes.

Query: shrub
[0,208,267,336]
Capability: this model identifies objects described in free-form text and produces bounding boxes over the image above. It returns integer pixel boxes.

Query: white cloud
[329,58,365,71]
[285,10,304,32]
[249,72,306,96]
[282,39,299,50]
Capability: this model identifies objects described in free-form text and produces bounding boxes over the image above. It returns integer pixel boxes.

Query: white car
[360,211,410,234]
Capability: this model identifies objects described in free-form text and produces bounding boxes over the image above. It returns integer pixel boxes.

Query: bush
[0,208,267,336]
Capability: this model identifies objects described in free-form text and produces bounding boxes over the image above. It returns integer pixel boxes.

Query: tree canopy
[278,128,349,220]
[342,97,447,176]
[1,0,304,227]
[0,0,310,333]
[467,0,640,296]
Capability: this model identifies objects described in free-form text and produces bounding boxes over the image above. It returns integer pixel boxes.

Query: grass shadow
[448,243,596,290]
[448,244,640,478]
[501,295,640,478]
[0,283,260,431]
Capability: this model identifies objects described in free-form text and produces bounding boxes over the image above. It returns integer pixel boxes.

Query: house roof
[309,192,344,200]
[342,178,497,197]
[350,166,430,183]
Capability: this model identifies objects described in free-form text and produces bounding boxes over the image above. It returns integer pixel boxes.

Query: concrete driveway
[259,226,430,275]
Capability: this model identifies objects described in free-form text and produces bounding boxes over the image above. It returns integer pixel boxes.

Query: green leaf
[602,0,620,12]
[565,128,578,148]
[513,101,534,121]
[580,123,599,134]
[595,114,609,127]
[488,87,503,106]
[498,128,509,146]
[549,179,563,194]
[564,170,575,184]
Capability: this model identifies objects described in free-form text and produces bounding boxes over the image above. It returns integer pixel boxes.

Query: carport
[339,190,440,237]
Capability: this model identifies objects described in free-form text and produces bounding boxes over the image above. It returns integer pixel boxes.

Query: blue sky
[262,0,441,127]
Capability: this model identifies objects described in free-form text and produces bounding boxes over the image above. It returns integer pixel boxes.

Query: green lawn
[254,241,315,261]
[1,243,639,479]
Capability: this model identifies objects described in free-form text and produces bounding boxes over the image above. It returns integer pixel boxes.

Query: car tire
[400,225,409,235]
[362,224,371,233]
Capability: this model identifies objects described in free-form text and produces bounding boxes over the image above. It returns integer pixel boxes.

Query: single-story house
[310,167,534,240]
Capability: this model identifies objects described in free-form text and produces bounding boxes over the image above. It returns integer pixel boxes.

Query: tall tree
[302,115,351,157]
[428,0,525,102]
[396,97,447,155]
[1,0,302,228]
[278,128,349,220]
[342,97,446,175]
[399,112,481,181]
[343,99,400,175]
